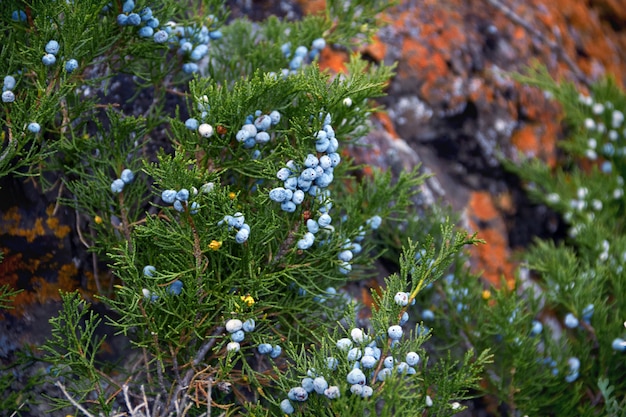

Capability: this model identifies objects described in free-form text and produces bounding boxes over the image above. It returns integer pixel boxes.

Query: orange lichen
[468,192,499,223]
[363,35,387,62]
[319,47,348,74]
[295,0,325,15]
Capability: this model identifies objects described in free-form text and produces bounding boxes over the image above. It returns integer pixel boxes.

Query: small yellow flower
[209,240,222,250]
[482,290,491,300]
[94,215,103,224]
[228,192,236,200]
[241,294,255,306]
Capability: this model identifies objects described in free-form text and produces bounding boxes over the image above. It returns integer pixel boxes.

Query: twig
[485,0,593,88]
[55,381,97,417]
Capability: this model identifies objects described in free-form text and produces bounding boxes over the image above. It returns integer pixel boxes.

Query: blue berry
[161,189,177,204]
[235,228,249,244]
[242,319,255,332]
[336,338,352,351]
[406,351,420,366]
[383,356,395,368]
[281,201,296,213]
[269,187,288,203]
[117,14,129,26]
[326,357,338,370]
[530,320,543,336]
[269,110,281,125]
[399,311,409,325]
[140,7,152,21]
[346,368,366,385]
[42,54,56,66]
[189,202,199,214]
[167,280,183,295]
[231,330,245,343]
[182,63,198,74]
[318,214,332,227]
[122,0,135,13]
[306,219,319,234]
[45,40,60,55]
[315,137,330,153]
[2,91,15,103]
[258,343,272,354]
[313,376,328,394]
[284,177,298,190]
[153,30,168,43]
[209,30,223,40]
[270,345,282,358]
[225,319,243,333]
[198,123,214,138]
[127,13,141,26]
[11,10,27,22]
[176,189,189,201]
[324,385,340,399]
[564,313,579,329]
[254,115,272,131]
[173,200,184,212]
[292,189,305,205]
[146,17,160,29]
[611,338,626,351]
[312,38,326,50]
[143,265,156,277]
[27,122,41,133]
[287,387,308,402]
[367,215,382,230]
[422,309,435,321]
[111,178,125,193]
[280,399,294,414]
[361,355,376,368]
[394,291,409,306]
[138,26,154,38]
[294,46,308,57]
[582,304,594,322]
[255,131,270,144]
[226,341,240,352]
[120,169,134,184]
[185,118,199,130]
[65,59,79,73]
[347,348,362,361]
[3,76,16,91]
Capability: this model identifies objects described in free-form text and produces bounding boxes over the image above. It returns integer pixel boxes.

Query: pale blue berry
[399,311,409,325]
[182,63,198,74]
[318,214,332,228]
[350,384,363,395]
[327,137,339,153]
[140,7,152,21]
[292,189,305,205]
[269,187,289,203]
[564,313,579,329]
[198,123,214,138]
[304,154,319,168]
[161,189,176,204]
[288,387,308,402]
[226,342,240,352]
[367,215,382,230]
[111,178,125,193]
[324,386,340,399]
[280,399,294,414]
[422,309,435,321]
[346,368,366,385]
[42,54,56,66]
[185,118,199,130]
[27,122,41,133]
[257,343,272,354]
[361,385,373,398]
[255,131,270,144]
[127,13,141,26]
[396,361,410,374]
[394,291,409,306]
[117,14,129,25]
[315,138,330,153]
[281,201,296,213]
[65,59,79,73]
[406,351,420,366]
[338,262,351,274]
[146,17,159,28]
[225,319,243,333]
[294,46,308,57]
[383,356,395,368]
[176,189,189,201]
[242,318,255,332]
[270,345,282,358]
[3,76,16,91]
[306,219,319,234]
[235,228,249,244]
[277,168,291,181]
[347,348,362,361]
[582,304,594,322]
[209,30,222,40]
[312,38,326,50]
[254,115,272,131]
[377,368,392,381]
[326,357,338,370]
[173,200,184,212]
[361,355,376,368]
[120,169,134,184]
[312,377,328,394]
[301,377,314,392]
[153,30,168,43]
[611,338,626,351]
[530,320,543,336]
[143,265,156,277]
[2,91,15,103]
[336,338,352,351]
[269,110,281,125]
[45,40,60,55]
[337,250,353,263]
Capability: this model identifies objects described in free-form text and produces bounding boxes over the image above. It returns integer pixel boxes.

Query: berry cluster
[236,110,281,158]
[257,342,282,358]
[42,40,60,67]
[225,318,256,352]
[274,38,326,78]
[161,187,200,214]
[279,326,422,414]
[116,1,165,44]
[141,265,183,301]
[110,169,135,193]
[164,16,222,74]
[218,212,250,244]
[2,76,16,103]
